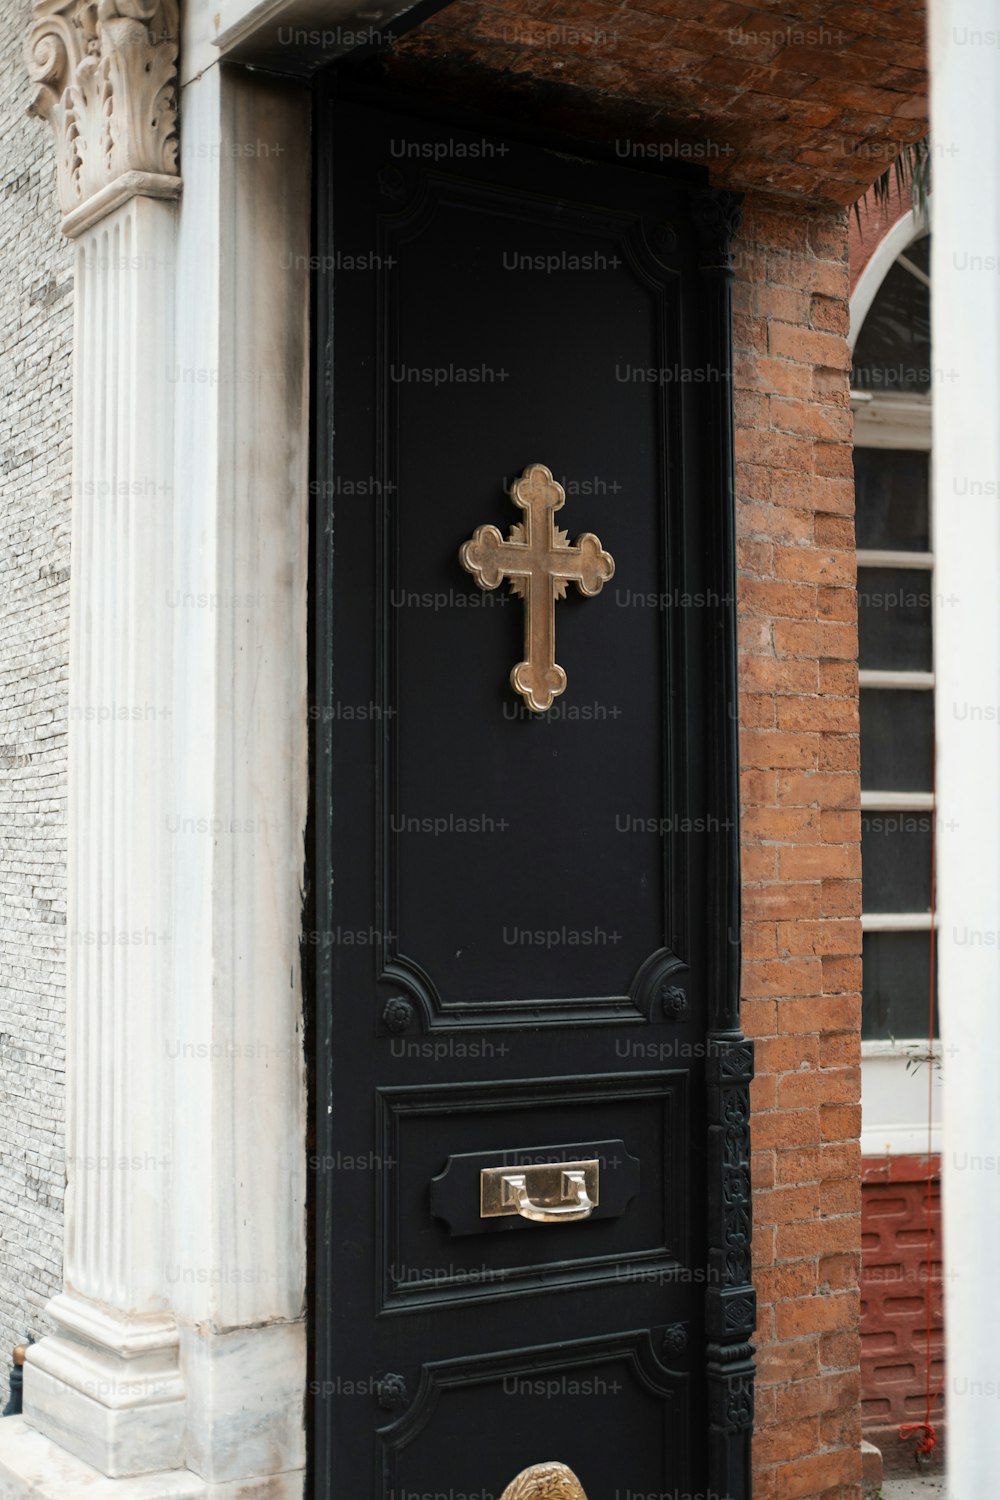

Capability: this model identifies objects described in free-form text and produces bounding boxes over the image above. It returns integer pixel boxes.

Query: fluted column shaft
[25,196,186,1478]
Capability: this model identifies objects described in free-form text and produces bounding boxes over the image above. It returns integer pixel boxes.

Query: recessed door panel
[378,1336,691,1500]
[378,1073,687,1308]
[385,180,669,1006]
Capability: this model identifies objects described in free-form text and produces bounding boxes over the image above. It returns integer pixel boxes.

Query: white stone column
[24,195,186,1478]
[15,0,187,1479]
[930,1,1000,1492]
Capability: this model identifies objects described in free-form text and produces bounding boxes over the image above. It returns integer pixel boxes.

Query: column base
[0,1418,305,1499]
[23,1294,185,1477]
[178,1321,306,1484]
[20,1298,306,1489]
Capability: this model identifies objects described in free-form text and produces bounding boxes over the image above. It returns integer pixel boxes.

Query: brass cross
[459,463,615,713]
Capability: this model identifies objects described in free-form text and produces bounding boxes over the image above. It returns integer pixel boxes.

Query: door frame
[306,76,754,1500]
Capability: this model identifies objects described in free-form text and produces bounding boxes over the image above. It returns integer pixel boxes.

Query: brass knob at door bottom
[499,1462,589,1500]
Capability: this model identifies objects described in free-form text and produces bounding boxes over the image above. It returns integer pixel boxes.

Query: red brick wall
[848,179,913,295]
[860,1156,944,1472]
[733,198,863,1500]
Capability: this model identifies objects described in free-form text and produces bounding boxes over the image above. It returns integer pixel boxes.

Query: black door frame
[306,75,754,1500]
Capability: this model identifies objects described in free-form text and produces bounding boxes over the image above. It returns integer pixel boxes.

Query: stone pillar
[164,62,309,1488]
[27,196,184,1475]
[19,0,184,1478]
[930,0,1000,1492]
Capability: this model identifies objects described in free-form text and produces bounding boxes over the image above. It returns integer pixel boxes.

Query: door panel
[312,87,753,1500]
[381,1073,686,1307]
[386,173,669,1011]
[379,1334,688,1500]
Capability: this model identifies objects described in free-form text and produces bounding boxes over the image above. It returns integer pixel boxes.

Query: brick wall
[860,1155,944,1472]
[0,0,72,1398]
[848,178,913,296]
[733,198,863,1500]
[388,0,927,211]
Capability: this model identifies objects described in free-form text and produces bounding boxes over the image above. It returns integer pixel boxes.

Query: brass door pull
[480,1159,600,1223]
[504,1170,594,1222]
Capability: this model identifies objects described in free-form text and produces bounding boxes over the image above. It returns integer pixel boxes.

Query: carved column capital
[25,0,181,236]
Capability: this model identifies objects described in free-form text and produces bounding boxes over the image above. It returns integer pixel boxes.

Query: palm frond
[854,138,930,229]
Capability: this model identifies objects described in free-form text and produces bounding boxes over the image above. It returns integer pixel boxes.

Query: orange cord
[898,736,940,1464]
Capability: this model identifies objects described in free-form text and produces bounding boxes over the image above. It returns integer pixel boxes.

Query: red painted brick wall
[733,197,863,1500]
[860,1156,944,1472]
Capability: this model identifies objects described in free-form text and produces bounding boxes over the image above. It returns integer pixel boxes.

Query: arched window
[850,210,940,1155]
[853,231,931,396]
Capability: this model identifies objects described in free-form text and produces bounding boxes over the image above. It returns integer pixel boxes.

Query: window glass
[856,234,936,1048]
[854,448,929,552]
[852,233,932,394]
[861,814,933,913]
[858,566,933,672]
[860,689,934,792]
[862,931,937,1041]
[901,234,930,277]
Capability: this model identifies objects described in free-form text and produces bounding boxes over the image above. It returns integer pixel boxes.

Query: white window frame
[851,207,942,1154]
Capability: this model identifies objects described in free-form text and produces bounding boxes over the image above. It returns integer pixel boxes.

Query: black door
[311,86,753,1500]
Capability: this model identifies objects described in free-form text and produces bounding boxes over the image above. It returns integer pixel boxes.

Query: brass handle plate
[480,1159,600,1223]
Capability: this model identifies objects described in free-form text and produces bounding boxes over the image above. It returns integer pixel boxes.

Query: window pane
[854,448,929,552]
[858,567,933,672]
[860,689,933,791]
[901,234,930,277]
[862,930,937,1041]
[852,237,932,394]
[861,812,933,913]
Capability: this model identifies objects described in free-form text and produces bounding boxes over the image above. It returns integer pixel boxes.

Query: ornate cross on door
[459,463,615,713]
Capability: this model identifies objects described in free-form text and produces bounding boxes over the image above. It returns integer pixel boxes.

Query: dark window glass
[860,689,934,791]
[861,812,933,912]
[900,235,930,277]
[858,566,933,672]
[852,236,932,394]
[862,930,937,1040]
[854,448,930,552]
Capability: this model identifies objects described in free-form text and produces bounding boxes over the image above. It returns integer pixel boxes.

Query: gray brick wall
[0,0,71,1404]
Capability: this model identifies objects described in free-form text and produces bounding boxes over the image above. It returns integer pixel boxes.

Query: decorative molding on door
[376,1073,686,1312]
[376,1331,689,1491]
[377,944,691,1034]
[693,185,756,1499]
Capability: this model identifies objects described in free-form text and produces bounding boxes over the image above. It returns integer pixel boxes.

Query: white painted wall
[930,0,1000,1490]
